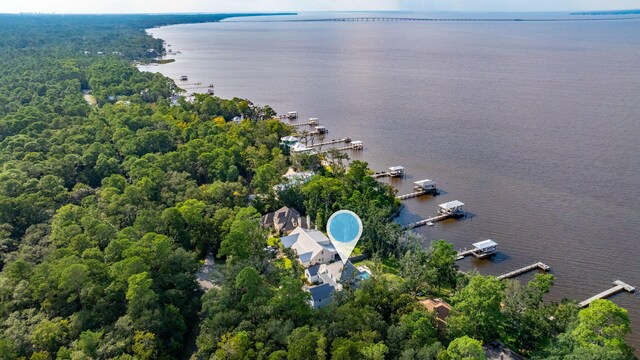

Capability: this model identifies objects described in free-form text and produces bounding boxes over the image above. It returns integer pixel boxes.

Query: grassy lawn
[353,257,403,284]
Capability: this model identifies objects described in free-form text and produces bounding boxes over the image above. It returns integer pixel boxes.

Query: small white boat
[426,221,434,227]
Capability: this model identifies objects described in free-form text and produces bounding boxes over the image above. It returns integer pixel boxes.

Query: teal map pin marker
[327,210,363,263]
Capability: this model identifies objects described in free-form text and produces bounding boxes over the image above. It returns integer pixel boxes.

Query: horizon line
[2,8,640,16]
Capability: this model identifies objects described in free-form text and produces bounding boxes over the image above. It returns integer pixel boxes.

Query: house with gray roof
[260,206,312,234]
[281,227,339,268]
[305,260,371,308]
[283,226,372,309]
[307,283,335,309]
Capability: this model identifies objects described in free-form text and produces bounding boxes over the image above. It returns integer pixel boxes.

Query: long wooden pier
[180,85,215,91]
[496,262,550,280]
[579,280,636,308]
[396,190,427,200]
[405,213,450,229]
[290,119,319,127]
[307,138,351,148]
[456,249,476,260]
[372,172,390,179]
[333,142,363,151]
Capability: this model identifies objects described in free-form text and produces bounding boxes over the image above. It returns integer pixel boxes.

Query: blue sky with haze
[2,0,639,13]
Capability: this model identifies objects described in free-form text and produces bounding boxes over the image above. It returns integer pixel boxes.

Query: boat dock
[310,126,329,135]
[307,138,352,148]
[279,111,298,120]
[579,280,636,308]
[290,119,319,127]
[406,214,450,228]
[181,84,215,91]
[405,200,465,229]
[333,141,364,151]
[396,179,438,199]
[456,239,498,260]
[396,190,427,200]
[496,262,550,280]
[373,166,405,179]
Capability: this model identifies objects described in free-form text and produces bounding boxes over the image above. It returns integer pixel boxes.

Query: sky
[2,0,640,14]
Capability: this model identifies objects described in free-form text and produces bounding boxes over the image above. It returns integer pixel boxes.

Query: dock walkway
[405,213,450,229]
[372,172,390,179]
[333,142,363,151]
[307,138,351,148]
[456,249,476,260]
[290,120,319,127]
[579,280,636,307]
[496,262,550,280]
[396,190,427,200]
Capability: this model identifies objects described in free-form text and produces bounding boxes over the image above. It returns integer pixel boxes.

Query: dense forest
[0,13,636,360]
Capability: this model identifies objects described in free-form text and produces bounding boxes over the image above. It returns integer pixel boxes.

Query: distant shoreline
[571,9,640,15]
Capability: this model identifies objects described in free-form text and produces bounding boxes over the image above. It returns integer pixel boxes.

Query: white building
[281,227,339,268]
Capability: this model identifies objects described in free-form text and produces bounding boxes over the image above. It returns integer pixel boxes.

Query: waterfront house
[273,168,314,193]
[280,135,300,147]
[282,226,371,308]
[290,142,312,153]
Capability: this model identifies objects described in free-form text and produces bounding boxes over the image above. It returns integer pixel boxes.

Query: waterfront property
[281,226,371,308]
[280,135,300,146]
[290,142,314,153]
[273,168,314,192]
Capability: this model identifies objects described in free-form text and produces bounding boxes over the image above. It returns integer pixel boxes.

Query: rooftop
[439,200,465,210]
[415,179,436,187]
[473,239,498,250]
[307,283,335,301]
